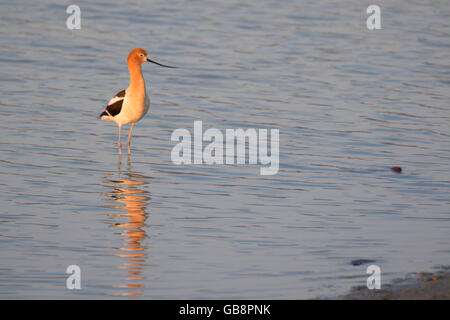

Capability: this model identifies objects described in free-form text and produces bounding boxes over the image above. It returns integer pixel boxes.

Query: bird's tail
[99,109,112,120]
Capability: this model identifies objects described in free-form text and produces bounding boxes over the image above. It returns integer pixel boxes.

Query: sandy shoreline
[339,265,450,300]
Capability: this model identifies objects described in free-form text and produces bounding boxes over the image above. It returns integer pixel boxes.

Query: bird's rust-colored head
[127,48,176,68]
[127,48,148,65]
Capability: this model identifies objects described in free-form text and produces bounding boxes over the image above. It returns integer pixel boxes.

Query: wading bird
[100,48,175,154]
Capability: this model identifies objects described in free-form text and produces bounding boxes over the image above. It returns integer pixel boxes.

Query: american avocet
[100,48,175,154]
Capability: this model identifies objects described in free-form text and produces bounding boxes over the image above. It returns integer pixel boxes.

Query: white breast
[115,91,150,125]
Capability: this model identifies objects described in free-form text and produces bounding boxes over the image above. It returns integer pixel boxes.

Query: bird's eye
[139,54,144,57]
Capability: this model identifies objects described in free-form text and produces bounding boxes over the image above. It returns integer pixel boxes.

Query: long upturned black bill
[147,57,176,68]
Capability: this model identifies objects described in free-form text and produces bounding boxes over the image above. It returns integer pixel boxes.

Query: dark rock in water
[391,166,402,173]
[351,259,376,266]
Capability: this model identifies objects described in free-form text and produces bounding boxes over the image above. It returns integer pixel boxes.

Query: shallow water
[0,0,449,299]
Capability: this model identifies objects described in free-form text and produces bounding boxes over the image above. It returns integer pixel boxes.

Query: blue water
[0,0,449,298]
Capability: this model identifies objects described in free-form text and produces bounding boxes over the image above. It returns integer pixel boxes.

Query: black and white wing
[100,89,126,118]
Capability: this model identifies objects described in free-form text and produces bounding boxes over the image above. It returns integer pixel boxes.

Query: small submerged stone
[391,166,402,173]
[351,259,376,266]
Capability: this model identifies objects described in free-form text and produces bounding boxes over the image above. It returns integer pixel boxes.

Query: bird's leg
[127,152,131,168]
[118,125,122,154]
[127,123,134,154]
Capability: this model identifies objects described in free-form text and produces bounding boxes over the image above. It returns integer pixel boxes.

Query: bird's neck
[128,62,146,93]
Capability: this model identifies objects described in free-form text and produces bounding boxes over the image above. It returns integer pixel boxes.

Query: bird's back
[100,89,126,120]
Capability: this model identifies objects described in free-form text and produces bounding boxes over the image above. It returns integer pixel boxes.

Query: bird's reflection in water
[102,155,150,297]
